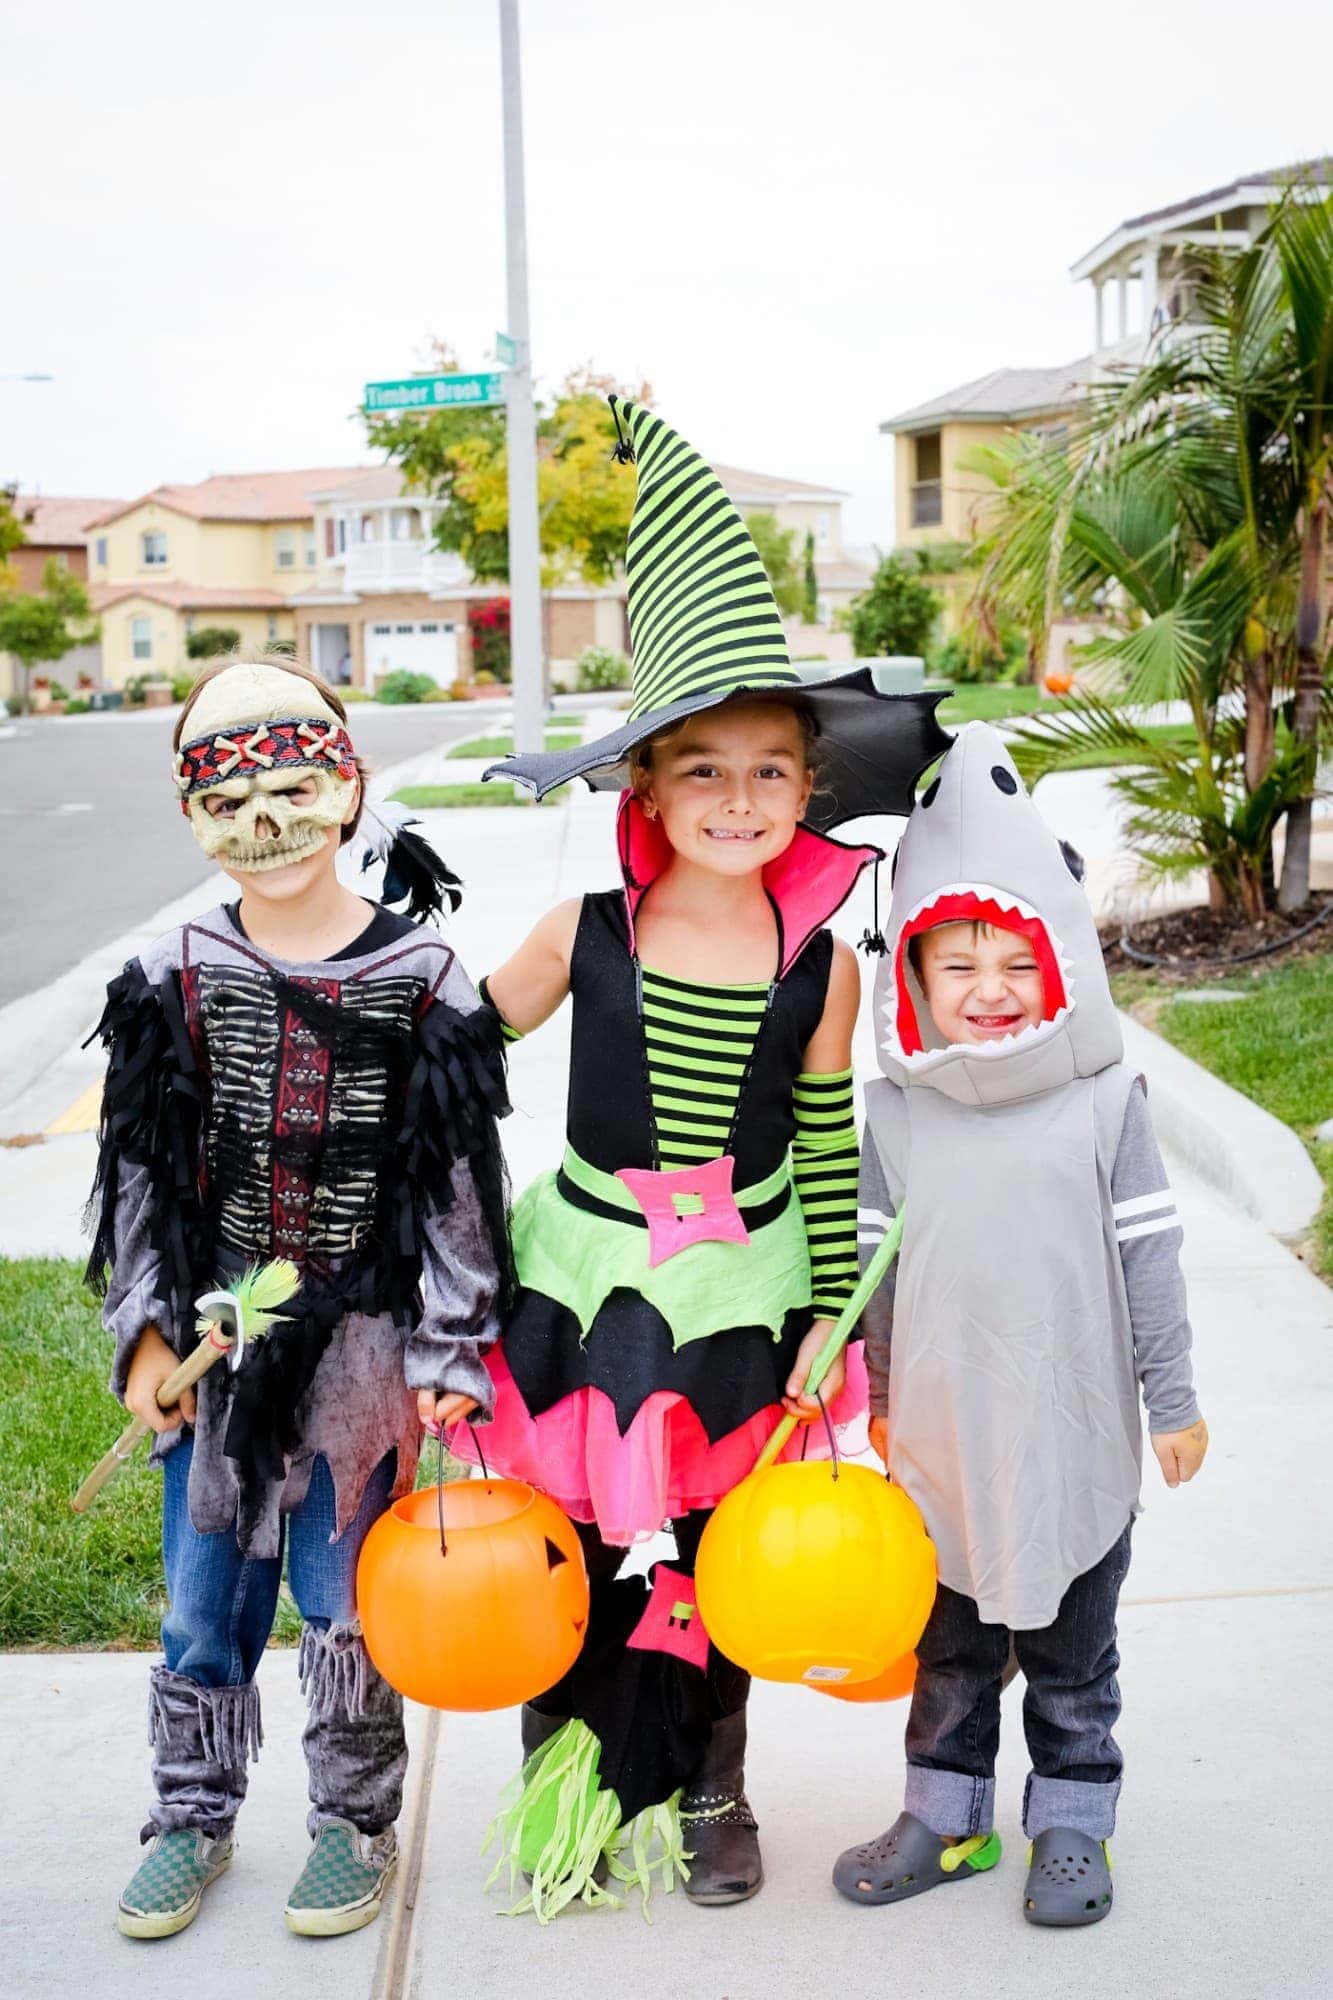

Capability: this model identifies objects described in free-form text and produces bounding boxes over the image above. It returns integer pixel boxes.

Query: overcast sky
[4,0,1329,543]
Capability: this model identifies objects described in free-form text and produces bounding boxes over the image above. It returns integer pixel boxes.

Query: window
[395,624,413,634]
[275,528,297,569]
[184,614,195,635]
[421,622,439,633]
[95,538,107,566]
[304,533,316,567]
[267,615,279,639]
[52,551,69,571]
[371,624,391,636]
[337,518,348,553]
[324,518,336,560]
[131,616,152,660]
[817,514,830,545]
[141,530,168,567]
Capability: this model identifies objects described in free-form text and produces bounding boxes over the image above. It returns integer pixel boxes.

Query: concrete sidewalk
[3,757,1331,1999]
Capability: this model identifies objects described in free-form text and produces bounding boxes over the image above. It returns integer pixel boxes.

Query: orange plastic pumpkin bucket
[356,1477,589,1711]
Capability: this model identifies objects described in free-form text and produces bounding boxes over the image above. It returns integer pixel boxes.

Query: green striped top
[639,967,859,1314]
[640,966,771,1170]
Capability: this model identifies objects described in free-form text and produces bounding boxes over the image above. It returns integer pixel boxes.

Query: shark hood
[875,721,1121,1106]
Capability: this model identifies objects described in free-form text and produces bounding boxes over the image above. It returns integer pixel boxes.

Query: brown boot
[680,1710,763,1905]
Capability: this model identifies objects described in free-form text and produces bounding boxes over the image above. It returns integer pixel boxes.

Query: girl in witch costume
[448,397,949,1918]
[85,654,513,1942]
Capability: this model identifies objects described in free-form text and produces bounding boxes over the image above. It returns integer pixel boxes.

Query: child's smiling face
[638,700,814,878]
[915,919,1047,1045]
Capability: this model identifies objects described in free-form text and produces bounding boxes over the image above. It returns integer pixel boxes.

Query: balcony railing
[341,541,468,594]
[910,481,943,529]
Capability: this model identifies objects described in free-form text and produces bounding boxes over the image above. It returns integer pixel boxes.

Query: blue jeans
[162,1437,397,1685]
[904,1524,1132,1842]
[148,1440,406,1839]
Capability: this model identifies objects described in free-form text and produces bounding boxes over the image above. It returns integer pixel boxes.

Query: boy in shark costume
[833,723,1208,1928]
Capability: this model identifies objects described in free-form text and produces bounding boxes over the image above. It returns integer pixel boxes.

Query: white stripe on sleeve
[1117,1211,1181,1244]
[858,1207,893,1230]
[1114,1189,1175,1220]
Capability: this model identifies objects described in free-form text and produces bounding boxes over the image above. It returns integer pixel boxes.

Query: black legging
[573,1511,750,1720]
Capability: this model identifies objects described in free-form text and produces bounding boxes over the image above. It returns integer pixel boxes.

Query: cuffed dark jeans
[905,1523,1132,1843]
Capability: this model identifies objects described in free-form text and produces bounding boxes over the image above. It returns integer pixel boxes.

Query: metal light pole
[498,0,544,759]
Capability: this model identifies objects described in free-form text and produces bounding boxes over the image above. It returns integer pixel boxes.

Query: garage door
[364,620,458,686]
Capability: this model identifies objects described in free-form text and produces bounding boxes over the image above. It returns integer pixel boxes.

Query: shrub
[447,679,473,701]
[5,695,23,717]
[185,625,242,661]
[341,685,372,701]
[122,674,149,705]
[376,669,438,705]
[473,669,497,687]
[468,598,511,682]
[170,670,197,703]
[931,627,1026,686]
[846,555,939,659]
[48,679,69,702]
[575,644,630,691]
[64,696,91,715]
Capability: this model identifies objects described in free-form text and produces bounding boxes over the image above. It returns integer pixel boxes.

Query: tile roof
[90,583,292,612]
[87,468,368,530]
[14,494,125,545]
[880,359,1091,432]
[1123,156,1333,231]
[712,462,848,502]
[311,466,415,504]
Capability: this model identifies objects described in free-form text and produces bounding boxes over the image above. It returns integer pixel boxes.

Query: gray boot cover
[299,1621,407,1838]
[146,1664,263,1842]
[833,1811,1002,1906]
[1023,1828,1113,1926]
[680,1710,763,1905]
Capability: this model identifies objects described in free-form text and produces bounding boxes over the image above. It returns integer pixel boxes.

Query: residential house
[291,466,629,691]
[879,157,1333,633]
[2,493,123,697]
[712,464,874,641]
[85,468,362,687]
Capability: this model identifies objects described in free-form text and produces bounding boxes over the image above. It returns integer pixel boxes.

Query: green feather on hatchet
[71,1260,301,1513]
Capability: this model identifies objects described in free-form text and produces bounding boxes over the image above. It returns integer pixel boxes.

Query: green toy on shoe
[283,1818,397,1937]
[832,1810,1001,1907]
[117,1828,234,1939]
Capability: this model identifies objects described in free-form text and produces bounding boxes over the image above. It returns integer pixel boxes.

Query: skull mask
[187,765,359,872]
[173,662,361,873]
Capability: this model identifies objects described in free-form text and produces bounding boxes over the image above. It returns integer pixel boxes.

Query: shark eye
[545,1537,569,1570]
[920,775,941,808]
[991,765,1018,795]
[1059,839,1086,882]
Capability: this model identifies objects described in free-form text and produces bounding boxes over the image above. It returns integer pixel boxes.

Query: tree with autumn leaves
[366,360,651,591]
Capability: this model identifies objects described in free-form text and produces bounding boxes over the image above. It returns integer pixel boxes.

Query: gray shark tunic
[861,723,1199,1629]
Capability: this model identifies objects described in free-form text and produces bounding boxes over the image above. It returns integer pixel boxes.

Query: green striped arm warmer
[791,1068,859,1316]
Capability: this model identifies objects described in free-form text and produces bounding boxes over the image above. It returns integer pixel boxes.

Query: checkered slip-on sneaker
[284,1819,398,1937]
[117,1828,234,1940]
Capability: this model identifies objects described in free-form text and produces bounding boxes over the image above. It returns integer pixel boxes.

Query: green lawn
[0,1259,304,1648]
[935,684,1055,727]
[392,782,569,809]
[1112,951,1333,1280]
[448,730,581,759]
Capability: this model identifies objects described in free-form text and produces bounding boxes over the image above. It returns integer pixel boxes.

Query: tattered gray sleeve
[403,1155,501,1419]
[103,1160,177,1402]
[857,1137,898,1418]
[1113,1082,1200,1434]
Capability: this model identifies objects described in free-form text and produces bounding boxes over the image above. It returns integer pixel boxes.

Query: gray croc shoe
[833,1811,1001,1907]
[1023,1829,1113,1926]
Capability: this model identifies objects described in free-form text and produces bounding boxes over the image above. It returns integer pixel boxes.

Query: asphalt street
[0,703,488,1008]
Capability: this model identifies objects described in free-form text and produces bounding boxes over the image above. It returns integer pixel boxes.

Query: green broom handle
[753,1206,905,1474]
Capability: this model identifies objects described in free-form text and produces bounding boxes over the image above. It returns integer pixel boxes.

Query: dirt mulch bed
[1100,899,1333,981]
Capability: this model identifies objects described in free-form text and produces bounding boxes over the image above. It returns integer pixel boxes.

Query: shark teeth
[902,882,1042,929]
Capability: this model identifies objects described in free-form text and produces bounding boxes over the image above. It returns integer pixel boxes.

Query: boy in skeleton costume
[833,722,1208,1929]
[86,658,512,1940]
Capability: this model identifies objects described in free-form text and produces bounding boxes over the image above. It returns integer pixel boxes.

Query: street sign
[363,372,503,413]
[495,332,518,367]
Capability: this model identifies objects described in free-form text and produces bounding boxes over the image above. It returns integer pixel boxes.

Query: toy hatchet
[71,1259,300,1513]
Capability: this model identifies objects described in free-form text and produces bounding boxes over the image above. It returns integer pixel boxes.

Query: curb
[1118,1009,1324,1243]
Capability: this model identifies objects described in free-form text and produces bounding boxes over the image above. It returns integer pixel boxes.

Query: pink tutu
[450,1343,870,1546]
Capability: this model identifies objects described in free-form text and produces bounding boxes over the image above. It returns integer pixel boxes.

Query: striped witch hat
[487,397,951,831]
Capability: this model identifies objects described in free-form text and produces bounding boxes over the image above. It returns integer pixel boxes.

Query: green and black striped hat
[487,397,950,832]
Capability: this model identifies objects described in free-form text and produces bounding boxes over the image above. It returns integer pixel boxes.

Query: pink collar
[615,790,880,978]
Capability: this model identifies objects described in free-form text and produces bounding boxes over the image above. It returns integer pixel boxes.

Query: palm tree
[965,199,1332,918]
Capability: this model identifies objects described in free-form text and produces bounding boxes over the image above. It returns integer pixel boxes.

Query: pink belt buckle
[615,1154,751,1268]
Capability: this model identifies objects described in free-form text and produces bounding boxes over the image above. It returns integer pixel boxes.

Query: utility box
[793,656,927,694]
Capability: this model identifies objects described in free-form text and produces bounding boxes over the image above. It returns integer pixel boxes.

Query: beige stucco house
[1,493,122,697]
[85,468,361,687]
